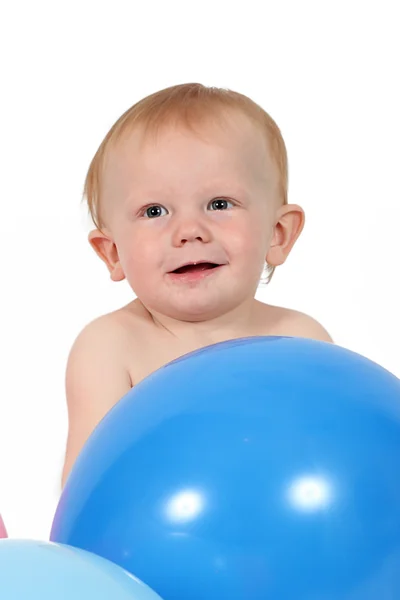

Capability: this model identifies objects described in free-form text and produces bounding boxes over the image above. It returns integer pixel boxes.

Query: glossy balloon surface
[51,337,400,599]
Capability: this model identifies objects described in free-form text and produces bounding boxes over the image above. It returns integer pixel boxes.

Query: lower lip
[167,266,223,283]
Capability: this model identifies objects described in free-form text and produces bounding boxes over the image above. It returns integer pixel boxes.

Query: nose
[171,214,212,247]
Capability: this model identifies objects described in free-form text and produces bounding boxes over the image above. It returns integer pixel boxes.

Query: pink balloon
[0,514,7,538]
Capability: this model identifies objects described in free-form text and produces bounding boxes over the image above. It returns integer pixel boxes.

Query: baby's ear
[88,229,125,282]
[266,204,305,266]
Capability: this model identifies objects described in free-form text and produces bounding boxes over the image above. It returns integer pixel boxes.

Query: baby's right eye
[142,205,168,218]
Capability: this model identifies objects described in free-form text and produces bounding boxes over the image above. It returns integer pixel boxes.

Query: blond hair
[83,83,289,283]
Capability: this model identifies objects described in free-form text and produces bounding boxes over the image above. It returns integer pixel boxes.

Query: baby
[61,83,332,486]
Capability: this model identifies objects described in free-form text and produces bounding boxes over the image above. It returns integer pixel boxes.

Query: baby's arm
[61,317,132,488]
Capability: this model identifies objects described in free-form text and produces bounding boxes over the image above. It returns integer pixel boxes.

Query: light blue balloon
[0,539,162,600]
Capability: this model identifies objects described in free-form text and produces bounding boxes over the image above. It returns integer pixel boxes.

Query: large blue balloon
[0,539,162,599]
[51,336,400,599]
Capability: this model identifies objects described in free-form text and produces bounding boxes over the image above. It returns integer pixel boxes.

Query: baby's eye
[208,198,234,211]
[143,205,168,218]
[140,198,233,218]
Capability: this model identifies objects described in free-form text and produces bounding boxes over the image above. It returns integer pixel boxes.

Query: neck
[139,298,264,346]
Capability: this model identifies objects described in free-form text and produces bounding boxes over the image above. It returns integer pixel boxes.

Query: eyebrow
[125,182,252,202]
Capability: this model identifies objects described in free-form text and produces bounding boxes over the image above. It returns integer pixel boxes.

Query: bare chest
[124,309,290,387]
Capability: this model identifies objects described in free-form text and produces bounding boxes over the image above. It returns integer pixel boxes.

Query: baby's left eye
[208,198,234,211]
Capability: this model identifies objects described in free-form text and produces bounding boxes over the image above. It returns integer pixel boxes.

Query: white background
[0,1,398,540]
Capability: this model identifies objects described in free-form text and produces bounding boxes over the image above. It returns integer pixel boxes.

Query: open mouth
[171,262,220,274]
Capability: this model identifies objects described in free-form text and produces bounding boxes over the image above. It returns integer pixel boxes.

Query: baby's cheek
[228,220,265,254]
[123,242,159,277]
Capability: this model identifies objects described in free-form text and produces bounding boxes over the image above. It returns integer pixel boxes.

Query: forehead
[101,111,276,202]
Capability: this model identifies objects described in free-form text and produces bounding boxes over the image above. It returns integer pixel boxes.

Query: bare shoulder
[66,308,138,407]
[267,305,333,343]
[63,309,135,486]
[68,309,133,355]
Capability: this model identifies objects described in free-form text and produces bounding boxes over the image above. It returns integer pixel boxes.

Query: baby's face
[100,111,281,321]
